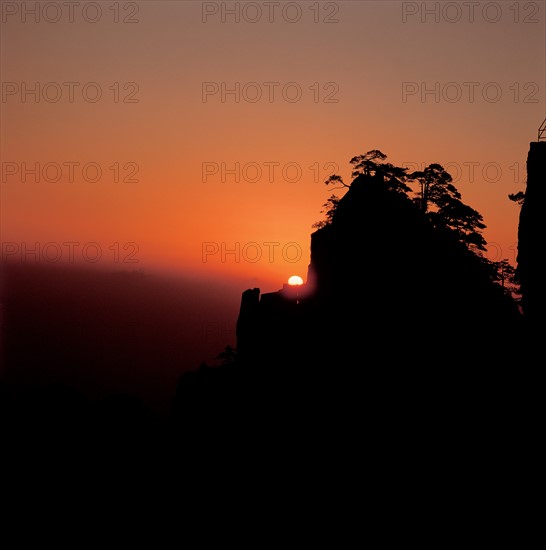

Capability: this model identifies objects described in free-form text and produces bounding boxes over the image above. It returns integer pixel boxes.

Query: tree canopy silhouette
[508,191,525,206]
[351,150,411,194]
[312,194,340,229]
[408,163,486,251]
[316,149,512,286]
[324,149,409,193]
[409,163,460,213]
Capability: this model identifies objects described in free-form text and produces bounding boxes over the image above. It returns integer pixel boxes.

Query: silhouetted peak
[236,161,521,366]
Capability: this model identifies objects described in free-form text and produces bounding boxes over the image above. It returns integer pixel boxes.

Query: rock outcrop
[237,172,521,368]
[516,141,546,326]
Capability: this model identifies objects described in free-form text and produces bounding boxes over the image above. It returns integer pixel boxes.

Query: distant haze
[1,263,248,413]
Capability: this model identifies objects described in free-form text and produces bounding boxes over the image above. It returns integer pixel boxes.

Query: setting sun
[288,276,304,286]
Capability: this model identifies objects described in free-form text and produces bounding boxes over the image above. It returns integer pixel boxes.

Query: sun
[288,275,304,286]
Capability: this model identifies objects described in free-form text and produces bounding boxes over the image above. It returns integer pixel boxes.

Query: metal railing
[539,119,546,141]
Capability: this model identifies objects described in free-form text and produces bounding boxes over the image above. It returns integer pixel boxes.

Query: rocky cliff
[237,172,521,369]
[517,141,546,326]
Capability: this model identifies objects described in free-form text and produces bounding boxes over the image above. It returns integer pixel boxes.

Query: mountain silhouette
[4,145,540,458]
[173,164,524,450]
[233,170,521,370]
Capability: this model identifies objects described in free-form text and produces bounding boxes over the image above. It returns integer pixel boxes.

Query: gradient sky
[1,0,545,292]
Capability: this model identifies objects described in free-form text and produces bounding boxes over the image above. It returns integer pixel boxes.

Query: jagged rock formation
[236,172,521,369]
[516,141,546,326]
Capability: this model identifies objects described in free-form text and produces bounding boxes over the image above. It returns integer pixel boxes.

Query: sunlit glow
[288,276,304,286]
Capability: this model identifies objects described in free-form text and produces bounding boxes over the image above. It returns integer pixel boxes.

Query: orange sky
[1,0,545,292]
